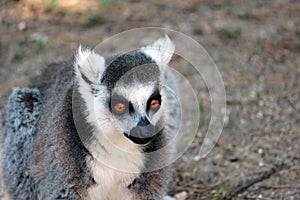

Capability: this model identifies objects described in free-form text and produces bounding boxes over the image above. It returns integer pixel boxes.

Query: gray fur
[2,63,94,199]
[2,88,41,199]
[2,37,180,200]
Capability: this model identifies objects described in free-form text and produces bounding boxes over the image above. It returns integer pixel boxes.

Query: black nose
[137,117,150,127]
[124,118,156,144]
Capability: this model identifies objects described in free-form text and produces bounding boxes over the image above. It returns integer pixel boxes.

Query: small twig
[226,98,257,105]
[277,164,300,175]
[260,184,300,189]
[197,173,241,193]
[227,163,287,198]
[172,172,241,197]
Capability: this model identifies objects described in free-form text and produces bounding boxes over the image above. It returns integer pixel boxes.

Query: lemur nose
[137,117,150,127]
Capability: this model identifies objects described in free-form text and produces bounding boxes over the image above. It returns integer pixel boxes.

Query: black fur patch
[146,88,161,112]
[127,178,137,189]
[143,128,165,152]
[81,72,93,85]
[101,52,159,90]
[128,101,134,114]
[77,65,93,85]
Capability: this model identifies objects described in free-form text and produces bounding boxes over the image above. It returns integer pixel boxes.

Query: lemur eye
[113,103,126,114]
[150,99,160,109]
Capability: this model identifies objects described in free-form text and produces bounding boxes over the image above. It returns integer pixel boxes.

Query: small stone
[18,22,26,31]
[163,195,176,200]
[256,111,263,118]
[224,114,229,125]
[259,161,264,167]
[174,191,188,200]
[258,100,264,106]
[240,118,246,125]
[194,155,201,161]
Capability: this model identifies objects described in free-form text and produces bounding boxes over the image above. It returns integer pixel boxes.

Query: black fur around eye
[109,95,130,115]
[128,101,134,114]
[146,89,161,112]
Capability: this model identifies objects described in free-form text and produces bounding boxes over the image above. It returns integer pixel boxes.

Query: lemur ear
[141,35,175,66]
[74,45,105,85]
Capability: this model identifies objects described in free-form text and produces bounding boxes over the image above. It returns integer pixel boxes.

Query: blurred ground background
[0,0,300,199]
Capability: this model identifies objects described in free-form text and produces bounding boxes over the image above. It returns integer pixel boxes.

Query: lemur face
[74,36,174,145]
[102,54,164,144]
[108,83,163,144]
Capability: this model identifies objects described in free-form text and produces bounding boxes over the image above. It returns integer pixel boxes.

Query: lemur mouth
[124,133,154,145]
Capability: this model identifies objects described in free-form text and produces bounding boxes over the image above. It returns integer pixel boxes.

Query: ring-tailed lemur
[2,36,180,199]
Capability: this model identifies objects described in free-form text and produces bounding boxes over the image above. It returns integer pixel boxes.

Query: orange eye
[150,99,160,109]
[113,103,126,113]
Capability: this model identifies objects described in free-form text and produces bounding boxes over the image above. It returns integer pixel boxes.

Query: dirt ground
[0,0,300,199]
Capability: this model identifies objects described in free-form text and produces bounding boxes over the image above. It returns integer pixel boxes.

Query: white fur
[114,84,155,115]
[86,137,144,200]
[140,35,175,66]
[74,47,145,200]
[85,122,145,199]
[84,104,145,199]
[74,45,105,84]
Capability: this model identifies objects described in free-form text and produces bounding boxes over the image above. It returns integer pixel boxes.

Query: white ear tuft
[74,45,105,85]
[141,35,175,66]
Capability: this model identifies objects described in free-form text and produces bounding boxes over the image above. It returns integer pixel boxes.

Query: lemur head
[74,36,175,145]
